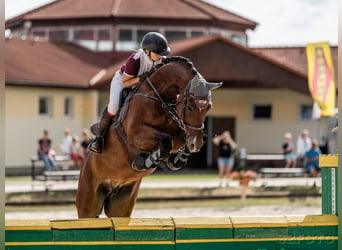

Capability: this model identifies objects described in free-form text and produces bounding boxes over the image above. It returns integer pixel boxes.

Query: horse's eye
[187,105,193,112]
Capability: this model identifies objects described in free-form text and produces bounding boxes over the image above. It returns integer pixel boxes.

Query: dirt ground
[5,199,321,219]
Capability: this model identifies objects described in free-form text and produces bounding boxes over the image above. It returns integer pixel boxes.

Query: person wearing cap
[89,32,171,153]
[303,139,321,177]
[282,132,296,168]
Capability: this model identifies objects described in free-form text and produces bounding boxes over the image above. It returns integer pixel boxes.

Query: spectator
[37,129,56,171]
[282,132,296,168]
[304,139,321,177]
[81,128,93,156]
[59,128,72,155]
[213,131,237,187]
[296,129,312,166]
[69,135,84,168]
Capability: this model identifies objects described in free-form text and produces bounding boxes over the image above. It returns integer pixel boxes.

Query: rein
[143,77,204,135]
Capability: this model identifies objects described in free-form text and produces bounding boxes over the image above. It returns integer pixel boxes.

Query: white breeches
[107,70,123,115]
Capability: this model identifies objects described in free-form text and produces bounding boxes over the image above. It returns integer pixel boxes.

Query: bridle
[134,76,206,138]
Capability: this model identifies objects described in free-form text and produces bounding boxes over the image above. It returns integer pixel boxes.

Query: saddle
[91,87,136,136]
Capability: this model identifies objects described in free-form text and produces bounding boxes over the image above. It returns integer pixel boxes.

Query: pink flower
[230,170,257,181]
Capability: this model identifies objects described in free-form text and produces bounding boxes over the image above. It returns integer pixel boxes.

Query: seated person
[304,139,321,177]
[282,132,296,168]
[70,135,84,168]
[37,129,57,171]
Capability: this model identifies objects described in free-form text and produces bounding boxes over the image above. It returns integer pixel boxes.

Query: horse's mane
[140,56,198,82]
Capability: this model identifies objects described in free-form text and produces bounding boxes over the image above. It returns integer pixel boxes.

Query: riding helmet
[141,32,171,56]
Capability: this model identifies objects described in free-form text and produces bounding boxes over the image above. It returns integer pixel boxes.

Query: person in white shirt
[59,128,72,155]
[296,129,312,166]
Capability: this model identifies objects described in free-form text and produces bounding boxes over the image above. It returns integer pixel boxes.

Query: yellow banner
[306,42,336,117]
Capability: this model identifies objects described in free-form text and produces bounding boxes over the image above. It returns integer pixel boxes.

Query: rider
[89,32,171,153]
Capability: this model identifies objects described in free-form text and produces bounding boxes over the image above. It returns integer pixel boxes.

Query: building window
[191,31,204,38]
[253,104,272,120]
[231,35,247,46]
[49,30,68,41]
[74,29,96,50]
[32,30,46,39]
[97,29,112,51]
[64,97,73,117]
[116,29,138,51]
[165,31,186,42]
[300,104,312,120]
[39,97,51,116]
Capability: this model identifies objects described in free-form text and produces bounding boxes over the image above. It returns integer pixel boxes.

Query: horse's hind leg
[104,180,141,217]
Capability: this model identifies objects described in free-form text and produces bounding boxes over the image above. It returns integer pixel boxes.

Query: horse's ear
[207,82,222,90]
[190,76,199,91]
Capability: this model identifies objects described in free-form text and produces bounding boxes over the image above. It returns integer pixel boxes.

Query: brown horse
[76,56,221,218]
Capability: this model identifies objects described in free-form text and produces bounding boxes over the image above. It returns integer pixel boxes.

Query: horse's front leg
[129,127,172,171]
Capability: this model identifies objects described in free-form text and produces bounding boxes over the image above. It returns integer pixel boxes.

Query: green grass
[5,176,31,183]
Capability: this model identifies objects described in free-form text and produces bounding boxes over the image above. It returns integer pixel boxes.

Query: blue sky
[5,0,338,47]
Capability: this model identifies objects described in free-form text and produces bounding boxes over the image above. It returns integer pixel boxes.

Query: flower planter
[239,178,250,186]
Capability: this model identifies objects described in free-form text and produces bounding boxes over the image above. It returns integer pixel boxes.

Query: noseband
[141,77,205,137]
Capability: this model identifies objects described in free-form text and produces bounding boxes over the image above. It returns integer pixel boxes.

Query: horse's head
[140,56,222,154]
[183,75,222,152]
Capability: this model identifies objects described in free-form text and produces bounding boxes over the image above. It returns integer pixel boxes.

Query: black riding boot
[88,107,114,153]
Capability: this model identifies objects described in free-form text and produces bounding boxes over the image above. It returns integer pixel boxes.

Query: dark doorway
[186,118,209,170]
[186,117,236,169]
[211,117,236,169]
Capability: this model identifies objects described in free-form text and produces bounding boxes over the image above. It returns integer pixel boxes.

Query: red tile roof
[252,46,338,82]
[6,0,257,30]
[6,35,336,96]
[5,37,111,87]
[91,35,311,95]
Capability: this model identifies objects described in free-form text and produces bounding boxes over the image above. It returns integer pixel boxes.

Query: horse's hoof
[166,154,186,171]
[131,154,155,172]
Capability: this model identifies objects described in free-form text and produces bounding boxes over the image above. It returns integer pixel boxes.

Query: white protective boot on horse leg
[131,149,161,171]
[144,148,162,169]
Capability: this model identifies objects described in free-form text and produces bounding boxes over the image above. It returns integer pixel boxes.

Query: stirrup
[88,137,103,154]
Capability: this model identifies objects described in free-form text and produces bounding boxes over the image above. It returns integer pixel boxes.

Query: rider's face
[148,51,163,62]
